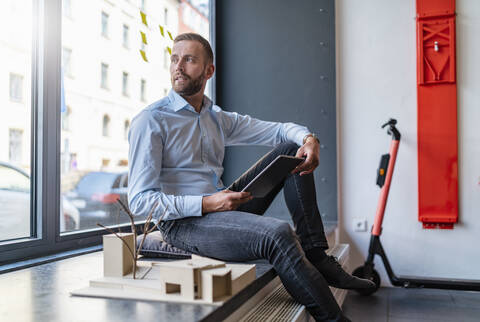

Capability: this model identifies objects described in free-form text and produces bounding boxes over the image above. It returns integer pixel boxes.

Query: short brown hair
[174,33,214,64]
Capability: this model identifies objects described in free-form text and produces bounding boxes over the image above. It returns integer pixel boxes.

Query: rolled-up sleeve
[127,110,203,221]
[219,110,311,147]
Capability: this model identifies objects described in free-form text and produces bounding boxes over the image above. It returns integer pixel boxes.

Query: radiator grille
[240,284,304,322]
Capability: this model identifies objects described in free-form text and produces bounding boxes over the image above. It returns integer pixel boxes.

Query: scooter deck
[393,275,480,291]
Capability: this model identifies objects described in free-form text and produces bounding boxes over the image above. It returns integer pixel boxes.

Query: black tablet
[240,155,305,198]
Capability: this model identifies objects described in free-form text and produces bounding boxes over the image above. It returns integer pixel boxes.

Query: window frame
[0,0,216,267]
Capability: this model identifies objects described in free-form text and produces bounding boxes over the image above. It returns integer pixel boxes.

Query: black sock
[305,247,327,263]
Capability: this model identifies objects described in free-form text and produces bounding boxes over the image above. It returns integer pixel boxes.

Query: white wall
[336,0,480,285]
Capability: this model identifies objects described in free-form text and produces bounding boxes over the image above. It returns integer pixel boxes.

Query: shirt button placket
[199,116,207,163]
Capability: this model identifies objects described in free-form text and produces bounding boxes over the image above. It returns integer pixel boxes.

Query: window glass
[101,11,109,37]
[124,120,130,140]
[102,115,110,137]
[62,48,72,77]
[122,72,129,96]
[61,0,210,232]
[0,0,33,241]
[101,63,109,89]
[9,74,24,102]
[122,24,129,48]
[140,79,146,102]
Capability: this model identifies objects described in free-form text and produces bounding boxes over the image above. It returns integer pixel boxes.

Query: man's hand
[202,190,253,214]
[292,138,320,176]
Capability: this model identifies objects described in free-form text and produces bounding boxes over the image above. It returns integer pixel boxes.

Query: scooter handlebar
[381,118,401,140]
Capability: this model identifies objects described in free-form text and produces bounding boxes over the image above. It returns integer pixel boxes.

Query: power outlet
[353,218,367,232]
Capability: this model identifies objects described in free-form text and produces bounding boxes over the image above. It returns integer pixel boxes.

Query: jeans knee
[276,142,299,156]
[270,222,296,243]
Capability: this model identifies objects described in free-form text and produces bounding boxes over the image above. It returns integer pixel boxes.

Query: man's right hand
[202,190,253,214]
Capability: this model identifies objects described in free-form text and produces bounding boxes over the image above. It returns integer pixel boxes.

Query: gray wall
[215,0,337,223]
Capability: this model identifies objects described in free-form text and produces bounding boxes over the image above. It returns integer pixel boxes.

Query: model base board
[71,255,256,305]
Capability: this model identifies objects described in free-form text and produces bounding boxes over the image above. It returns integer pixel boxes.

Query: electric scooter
[352,119,480,295]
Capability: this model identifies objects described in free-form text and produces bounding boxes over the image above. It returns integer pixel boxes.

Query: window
[101,63,109,89]
[1,0,32,249]
[164,8,168,26]
[62,48,72,77]
[0,163,30,241]
[9,74,23,102]
[164,48,169,69]
[101,11,109,37]
[1,0,215,267]
[140,79,146,102]
[122,24,129,48]
[9,129,23,165]
[122,72,129,96]
[124,120,130,140]
[61,106,71,131]
[0,0,214,266]
[63,0,72,18]
[102,115,110,137]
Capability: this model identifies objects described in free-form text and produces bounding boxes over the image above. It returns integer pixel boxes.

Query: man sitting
[128,33,373,322]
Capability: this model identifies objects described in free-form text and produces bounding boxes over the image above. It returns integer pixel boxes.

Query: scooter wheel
[352,266,380,296]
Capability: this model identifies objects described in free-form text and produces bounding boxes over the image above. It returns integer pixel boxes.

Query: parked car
[0,161,79,241]
[64,171,128,229]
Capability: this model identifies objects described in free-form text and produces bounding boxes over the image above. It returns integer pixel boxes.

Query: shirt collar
[168,89,213,113]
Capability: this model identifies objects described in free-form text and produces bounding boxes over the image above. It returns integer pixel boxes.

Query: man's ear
[205,64,215,80]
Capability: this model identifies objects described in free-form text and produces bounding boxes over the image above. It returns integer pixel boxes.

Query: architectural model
[71,233,256,305]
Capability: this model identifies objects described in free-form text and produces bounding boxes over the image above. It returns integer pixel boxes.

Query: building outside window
[9,73,23,102]
[101,63,109,89]
[55,0,212,234]
[122,72,129,96]
[62,48,72,77]
[102,115,110,137]
[140,79,146,102]
[9,129,23,165]
[101,11,109,37]
[0,0,214,263]
[122,24,129,48]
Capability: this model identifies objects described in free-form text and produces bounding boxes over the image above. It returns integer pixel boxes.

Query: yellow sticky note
[140,11,148,26]
[167,31,173,40]
[139,49,148,62]
[166,47,172,55]
[159,25,164,37]
[140,31,147,45]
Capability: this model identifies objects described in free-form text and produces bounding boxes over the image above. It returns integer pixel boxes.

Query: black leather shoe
[314,255,376,290]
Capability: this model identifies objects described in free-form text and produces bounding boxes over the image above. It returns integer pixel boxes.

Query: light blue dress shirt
[128,90,311,221]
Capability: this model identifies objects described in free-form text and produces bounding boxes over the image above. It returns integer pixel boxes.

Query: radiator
[228,244,349,322]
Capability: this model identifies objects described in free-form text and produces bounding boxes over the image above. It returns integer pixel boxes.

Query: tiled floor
[342,287,480,322]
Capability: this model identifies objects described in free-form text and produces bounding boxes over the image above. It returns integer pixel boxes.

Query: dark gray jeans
[159,142,342,321]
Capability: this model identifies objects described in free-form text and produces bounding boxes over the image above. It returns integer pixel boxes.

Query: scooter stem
[372,123,401,236]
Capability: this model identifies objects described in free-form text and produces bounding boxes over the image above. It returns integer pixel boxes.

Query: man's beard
[173,70,205,97]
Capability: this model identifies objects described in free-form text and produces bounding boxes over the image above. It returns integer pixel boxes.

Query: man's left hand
[292,138,320,176]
